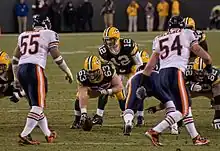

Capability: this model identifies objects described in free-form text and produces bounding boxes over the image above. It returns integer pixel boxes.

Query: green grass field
[0,31,220,151]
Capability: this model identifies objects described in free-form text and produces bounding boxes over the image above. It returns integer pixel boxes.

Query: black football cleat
[92,114,103,125]
[136,116,144,127]
[123,124,132,136]
[70,120,81,129]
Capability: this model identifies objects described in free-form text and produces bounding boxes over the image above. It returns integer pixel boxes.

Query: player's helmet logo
[168,16,185,29]
[84,55,102,82]
[184,17,196,30]
[32,15,52,30]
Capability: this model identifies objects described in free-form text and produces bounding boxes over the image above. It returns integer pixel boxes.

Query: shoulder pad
[101,63,116,78]
[76,69,88,85]
[98,45,108,58]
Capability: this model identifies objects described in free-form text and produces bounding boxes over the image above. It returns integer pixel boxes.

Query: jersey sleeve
[98,45,109,61]
[76,69,89,86]
[184,29,199,47]
[152,37,160,53]
[130,40,139,56]
[47,30,60,50]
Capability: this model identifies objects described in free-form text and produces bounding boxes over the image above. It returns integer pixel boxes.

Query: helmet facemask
[87,69,102,83]
[104,37,120,55]
[0,64,7,75]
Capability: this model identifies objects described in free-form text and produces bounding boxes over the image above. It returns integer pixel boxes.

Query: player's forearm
[132,53,143,65]
[12,56,19,81]
[191,45,212,65]
[54,56,73,76]
[111,84,123,94]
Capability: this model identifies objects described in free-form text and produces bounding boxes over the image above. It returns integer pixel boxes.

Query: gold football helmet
[193,57,206,71]
[84,55,102,82]
[139,50,150,64]
[184,17,196,30]
[103,26,120,55]
[0,51,11,75]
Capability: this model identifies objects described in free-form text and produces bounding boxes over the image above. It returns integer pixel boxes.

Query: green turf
[0,31,220,151]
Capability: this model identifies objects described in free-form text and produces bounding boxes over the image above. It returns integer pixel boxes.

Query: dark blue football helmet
[168,16,185,29]
[32,15,51,30]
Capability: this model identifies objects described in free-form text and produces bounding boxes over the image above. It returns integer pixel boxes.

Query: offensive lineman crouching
[0,51,25,102]
[71,55,123,131]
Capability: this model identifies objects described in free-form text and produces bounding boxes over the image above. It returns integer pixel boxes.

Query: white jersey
[152,28,198,73]
[18,29,59,69]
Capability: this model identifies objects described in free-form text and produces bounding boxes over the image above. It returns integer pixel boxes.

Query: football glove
[212,119,220,129]
[204,64,213,74]
[146,106,157,114]
[190,82,202,92]
[65,74,73,84]
[136,86,147,100]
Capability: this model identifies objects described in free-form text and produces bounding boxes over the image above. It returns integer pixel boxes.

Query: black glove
[9,95,19,103]
[204,64,212,74]
[146,106,157,114]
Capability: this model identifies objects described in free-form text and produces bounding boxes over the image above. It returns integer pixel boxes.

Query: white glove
[190,83,202,92]
[99,89,109,95]
[213,119,220,129]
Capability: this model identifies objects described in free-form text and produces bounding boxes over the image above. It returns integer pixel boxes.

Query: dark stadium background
[0,0,219,33]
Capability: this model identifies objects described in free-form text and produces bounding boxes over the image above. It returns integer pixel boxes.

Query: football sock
[118,99,125,111]
[20,106,42,137]
[96,108,104,117]
[123,109,134,126]
[153,111,182,133]
[183,107,199,138]
[38,113,51,136]
[74,99,81,118]
[214,95,220,118]
[137,111,144,117]
[97,94,108,110]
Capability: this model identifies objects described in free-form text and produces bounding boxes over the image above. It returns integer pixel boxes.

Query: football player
[93,27,142,125]
[12,15,73,145]
[71,55,124,130]
[184,17,208,62]
[137,16,211,146]
[0,51,25,101]
[147,57,220,129]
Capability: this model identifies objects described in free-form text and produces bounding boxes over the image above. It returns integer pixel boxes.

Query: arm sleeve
[186,29,199,47]
[152,37,160,53]
[48,31,60,50]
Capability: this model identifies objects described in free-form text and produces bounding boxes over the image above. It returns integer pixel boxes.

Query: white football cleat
[170,123,179,135]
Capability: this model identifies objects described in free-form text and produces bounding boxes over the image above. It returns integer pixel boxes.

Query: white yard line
[61,51,89,55]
